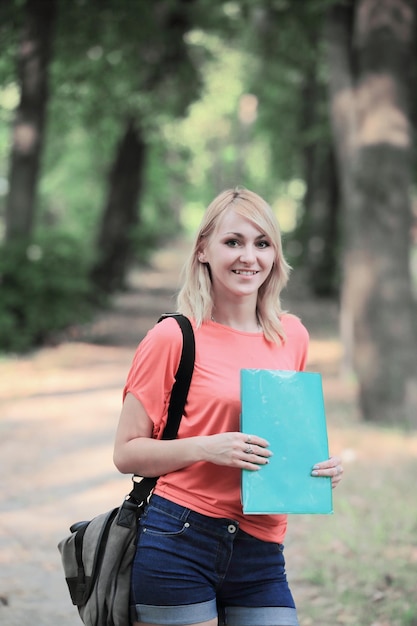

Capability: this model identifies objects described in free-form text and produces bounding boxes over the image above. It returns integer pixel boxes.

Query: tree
[241,1,341,295]
[90,118,145,293]
[326,0,417,427]
[5,0,56,241]
[298,48,340,297]
[85,0,201,293]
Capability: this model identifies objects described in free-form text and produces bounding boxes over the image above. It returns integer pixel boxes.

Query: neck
[211,306,260,333]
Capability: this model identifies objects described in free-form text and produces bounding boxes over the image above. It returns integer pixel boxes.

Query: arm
[113,393,272,477]
[113,392,206,476]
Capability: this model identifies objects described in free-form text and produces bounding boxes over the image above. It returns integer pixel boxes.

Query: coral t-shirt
[123,315,309,543]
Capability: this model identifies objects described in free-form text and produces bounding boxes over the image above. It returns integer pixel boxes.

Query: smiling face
[198,208,276,304]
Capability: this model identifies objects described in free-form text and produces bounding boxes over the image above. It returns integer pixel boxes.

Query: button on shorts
[130,495,299,626]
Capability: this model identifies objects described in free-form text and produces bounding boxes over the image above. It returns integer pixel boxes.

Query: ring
[244,446,253,455]
[246,435,252,443]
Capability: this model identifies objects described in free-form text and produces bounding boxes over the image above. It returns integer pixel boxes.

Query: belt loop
[180,506,191,523]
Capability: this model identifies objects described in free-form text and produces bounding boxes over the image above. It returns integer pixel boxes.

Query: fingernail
[312,465,319,470]
[311,470,318,476]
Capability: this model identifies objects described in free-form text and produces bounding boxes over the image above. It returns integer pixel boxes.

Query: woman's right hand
[198,432,272,470]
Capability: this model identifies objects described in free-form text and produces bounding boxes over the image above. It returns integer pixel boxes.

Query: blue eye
[257,240,270,248]
[225,239,240,247]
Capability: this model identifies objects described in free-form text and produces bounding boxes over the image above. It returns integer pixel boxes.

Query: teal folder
[241,369,333,515]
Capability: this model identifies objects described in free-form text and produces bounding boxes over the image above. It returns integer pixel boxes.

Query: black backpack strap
[158,314,195,440]
[129,314,195,505]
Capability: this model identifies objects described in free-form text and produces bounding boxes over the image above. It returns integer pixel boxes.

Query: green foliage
[0,232,93,353]
[0,0,368,352]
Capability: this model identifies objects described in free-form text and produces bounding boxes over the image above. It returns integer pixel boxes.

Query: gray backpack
[58,314,195,626]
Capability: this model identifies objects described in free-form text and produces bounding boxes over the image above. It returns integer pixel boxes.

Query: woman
[114,188,343,626]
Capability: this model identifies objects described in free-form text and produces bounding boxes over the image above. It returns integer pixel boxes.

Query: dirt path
[0,240,399,626]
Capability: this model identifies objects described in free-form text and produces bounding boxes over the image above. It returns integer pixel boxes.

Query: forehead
[215,208,265,236]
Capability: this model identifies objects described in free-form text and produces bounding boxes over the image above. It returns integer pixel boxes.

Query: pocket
[140,505,191,537]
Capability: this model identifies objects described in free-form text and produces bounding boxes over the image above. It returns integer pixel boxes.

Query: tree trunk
[327,0,417,427]
[90,118,146,294]
[298,36,341,298]
[351,146,417,425]
[325,1,359,375]
[304,139,340,298]
[5,0,56,240]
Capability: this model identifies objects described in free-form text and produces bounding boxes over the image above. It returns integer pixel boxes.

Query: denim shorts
[130,495,299,626]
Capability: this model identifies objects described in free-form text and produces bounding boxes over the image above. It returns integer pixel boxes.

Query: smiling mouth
[232,270,258,276]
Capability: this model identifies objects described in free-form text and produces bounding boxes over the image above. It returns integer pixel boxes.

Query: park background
[1,1,417,625]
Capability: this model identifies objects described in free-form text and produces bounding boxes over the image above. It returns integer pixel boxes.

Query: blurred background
[0,2,417,624]
[0,0,416,426]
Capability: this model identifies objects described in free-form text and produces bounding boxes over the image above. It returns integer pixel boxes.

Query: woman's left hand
[311,455,343,489]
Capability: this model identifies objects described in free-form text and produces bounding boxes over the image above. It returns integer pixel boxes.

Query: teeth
[234,270,257,276]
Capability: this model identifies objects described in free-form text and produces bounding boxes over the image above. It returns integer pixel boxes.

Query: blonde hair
[177,188,291,343]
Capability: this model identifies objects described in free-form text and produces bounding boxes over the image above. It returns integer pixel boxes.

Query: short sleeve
[281,314,310,371]
[123,317,183,438]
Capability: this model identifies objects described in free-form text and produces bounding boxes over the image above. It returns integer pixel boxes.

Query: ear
[197,250,207,263]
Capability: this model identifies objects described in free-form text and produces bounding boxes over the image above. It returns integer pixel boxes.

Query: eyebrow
[223,231,267,239]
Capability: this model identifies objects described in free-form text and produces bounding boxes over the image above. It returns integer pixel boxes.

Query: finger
[241,448,272,468]
[313,455,341,470]
[240,456,267,471]
[242,443,272,459]
[331,469,344,488]
[242,433,270,448]
[311,463,343,478]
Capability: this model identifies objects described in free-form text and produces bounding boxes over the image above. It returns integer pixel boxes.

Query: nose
[239,244,256,263]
